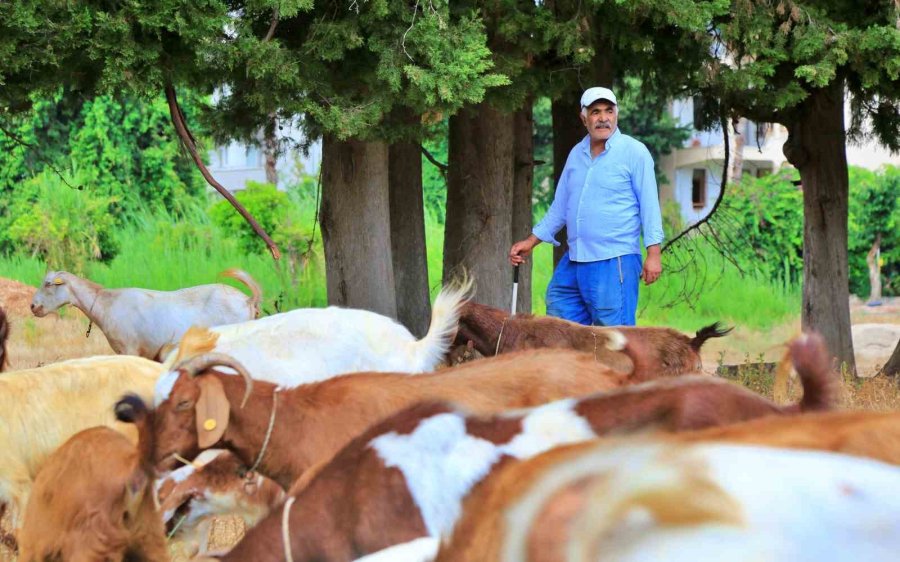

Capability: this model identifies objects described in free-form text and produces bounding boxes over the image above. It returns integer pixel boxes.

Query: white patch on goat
[154,370,181,406]
[351,537,439,562]
[371,402,598,537]
[371,414,503,536]
[501,399,597,459]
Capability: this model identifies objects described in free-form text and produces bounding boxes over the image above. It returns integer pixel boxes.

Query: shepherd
[509,86,664,326]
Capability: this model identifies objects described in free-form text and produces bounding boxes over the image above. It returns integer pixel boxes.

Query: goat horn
[175,353,254,408]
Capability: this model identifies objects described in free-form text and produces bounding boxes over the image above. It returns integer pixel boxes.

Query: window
[691,169,707,209]
[692,96,707,130]
[245,146,260,168]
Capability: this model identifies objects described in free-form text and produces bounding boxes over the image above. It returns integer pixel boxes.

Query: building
[659,97,900,225]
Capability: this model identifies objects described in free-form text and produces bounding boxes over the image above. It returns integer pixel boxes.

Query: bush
[6,170,119,272]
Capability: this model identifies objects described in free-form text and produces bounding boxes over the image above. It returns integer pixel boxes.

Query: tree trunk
[882,338,900,378]
[263,113,278,185]
[866,234,882,305]
[444,103,515,309]
[550,94,583,268]
[389,139,431,336]
[320,136,397,317]
[512,100,534,313]
[782,80,856,374]
[730,117,745,184]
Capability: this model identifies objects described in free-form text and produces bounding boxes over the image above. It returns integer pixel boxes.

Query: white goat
[31,269,262,360]
[155,279,472,403]
[0,355,163,544]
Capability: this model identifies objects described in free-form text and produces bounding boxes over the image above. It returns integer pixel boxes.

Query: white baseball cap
[580,87,617,108]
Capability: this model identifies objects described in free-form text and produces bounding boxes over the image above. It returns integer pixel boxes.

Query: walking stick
[510,265,520,316]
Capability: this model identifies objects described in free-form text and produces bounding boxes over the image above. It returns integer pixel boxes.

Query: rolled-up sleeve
[633,146,665,248]
[533,165,569,247]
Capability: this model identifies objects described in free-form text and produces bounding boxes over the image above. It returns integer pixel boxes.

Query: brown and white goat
[451,300,731,376]
[18,396,168,562]
[203,333,833,561]
[156,449,285,557]
[30,269,262,360]
[436,439,900,562]
[148,328,655,490]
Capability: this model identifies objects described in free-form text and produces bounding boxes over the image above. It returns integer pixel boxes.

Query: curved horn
[175,353,254,408]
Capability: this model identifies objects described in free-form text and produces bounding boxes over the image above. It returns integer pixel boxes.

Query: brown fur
[207,335,832,562]
[18,397,167,562]
[453,301,731,378]
[153,347,644,491]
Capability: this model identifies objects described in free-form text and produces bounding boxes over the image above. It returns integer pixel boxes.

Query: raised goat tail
[221,268,264,318]
[690,322,734,352]
[791,332,837,412]
[411,275,475,371]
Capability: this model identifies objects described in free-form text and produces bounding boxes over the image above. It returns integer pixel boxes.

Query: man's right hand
[509,235,540,266]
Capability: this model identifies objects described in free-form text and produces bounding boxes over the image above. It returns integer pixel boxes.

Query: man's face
[580,100,617,143]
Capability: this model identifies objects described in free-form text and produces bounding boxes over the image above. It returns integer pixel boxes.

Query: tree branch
[263,7,280,42]
[164,84,281,260]
[663,109,730,252]
[419,144,448,173]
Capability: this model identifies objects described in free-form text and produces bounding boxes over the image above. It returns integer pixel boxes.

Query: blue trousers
[546,254,642,326]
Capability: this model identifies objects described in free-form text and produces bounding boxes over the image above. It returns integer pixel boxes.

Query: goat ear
[124,467,148,520]
[196,377,230,449]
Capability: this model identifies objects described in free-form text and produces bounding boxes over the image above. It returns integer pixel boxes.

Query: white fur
[502,443,900,562]
[155,280,471,404]
[370,399,598,536]
[352,537,438,562]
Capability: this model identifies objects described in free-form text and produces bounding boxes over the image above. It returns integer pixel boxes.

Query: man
[509,86,664,326]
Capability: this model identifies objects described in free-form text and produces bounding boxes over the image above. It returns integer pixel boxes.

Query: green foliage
[724,168,805,286]
[848,166,900,296]
[5,170,119,272]
[209,182,291,254]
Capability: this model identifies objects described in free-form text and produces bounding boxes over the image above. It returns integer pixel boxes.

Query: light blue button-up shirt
[533,128,665,262]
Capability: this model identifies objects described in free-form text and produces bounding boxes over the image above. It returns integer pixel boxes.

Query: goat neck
[457,301,515,356]
[63,273,110,332]
[214,374,312,490]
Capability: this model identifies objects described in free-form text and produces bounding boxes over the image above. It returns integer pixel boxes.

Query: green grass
[0,203,800,332]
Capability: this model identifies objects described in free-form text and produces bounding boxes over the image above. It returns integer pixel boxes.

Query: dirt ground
[1,277,898,559]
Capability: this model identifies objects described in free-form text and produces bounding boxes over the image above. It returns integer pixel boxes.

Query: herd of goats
[0,268,899,562]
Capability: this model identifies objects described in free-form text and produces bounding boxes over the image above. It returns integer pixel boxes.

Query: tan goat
[451,300,731,376]
[18,396,168,562]
[0,356,162,548]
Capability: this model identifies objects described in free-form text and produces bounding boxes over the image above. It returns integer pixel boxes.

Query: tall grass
[0,198,799,331]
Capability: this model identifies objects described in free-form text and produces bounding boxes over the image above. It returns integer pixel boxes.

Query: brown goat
[18,395,168,562]
[452,300,731,376]
[202,333,833,562]
[149,328,656,491]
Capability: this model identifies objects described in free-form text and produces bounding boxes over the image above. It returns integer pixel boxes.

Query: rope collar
[248,388,280,476]
[494,316,510,356]
[282,496,297,562]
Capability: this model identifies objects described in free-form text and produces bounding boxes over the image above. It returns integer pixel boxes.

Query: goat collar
[282,495,297,562]
[247,387,280,476]
[494,316,510,356]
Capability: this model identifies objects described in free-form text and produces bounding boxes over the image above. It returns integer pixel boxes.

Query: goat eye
[175,400,192,411]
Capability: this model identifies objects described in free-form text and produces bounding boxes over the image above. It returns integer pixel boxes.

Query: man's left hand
[641,245,662,285]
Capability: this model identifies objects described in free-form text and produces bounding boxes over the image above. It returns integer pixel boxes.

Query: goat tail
[690,322,734,352]
[410,275,475,371]
[115,394,156,469]
[791,332,837,412]
[221,268,264,318]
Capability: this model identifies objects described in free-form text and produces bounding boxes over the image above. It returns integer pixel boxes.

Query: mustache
[594,122,612,129]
